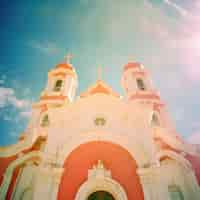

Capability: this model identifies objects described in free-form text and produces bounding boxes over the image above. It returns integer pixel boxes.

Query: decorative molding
[156,150,192,170]
[75,160,128,200]
[137,162,159,180]
[0,151,41,200]
[58,132,149,168]
[0,140,30,157]
[42,167,64,185]
[88,160,111,179]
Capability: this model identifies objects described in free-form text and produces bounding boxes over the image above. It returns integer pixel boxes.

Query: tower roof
[55,53,74,71]
[80,80,120,98]
[124,62,142,72]
[48,62,76,78]
[56,63,73,70]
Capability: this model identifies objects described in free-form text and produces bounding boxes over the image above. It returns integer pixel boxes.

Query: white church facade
[0,58,200,200]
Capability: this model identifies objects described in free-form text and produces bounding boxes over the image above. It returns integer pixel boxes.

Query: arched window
[40,114,49,127]
[54,80,63,92]
[136,78,146,90]
[168,185,184,200]
[151,112,160,127]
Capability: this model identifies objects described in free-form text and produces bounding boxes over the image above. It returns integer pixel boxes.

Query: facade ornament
[75,160,128,200]
[88,160,111,179]
[94,117,106,126]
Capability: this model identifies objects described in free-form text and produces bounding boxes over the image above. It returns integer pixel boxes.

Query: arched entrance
[74,160,128,200]
[88,191,115,200]
[57,141,144,200]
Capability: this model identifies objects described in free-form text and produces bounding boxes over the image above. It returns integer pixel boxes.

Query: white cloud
[0,87,32,119]
[0,79,5,85]
[28,40,60,55]
[0,87,15,108]
[0,87,31,109]
[0,75,7,85]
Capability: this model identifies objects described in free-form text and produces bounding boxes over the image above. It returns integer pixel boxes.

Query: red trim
[6,166,21,200]
[154,137,181,154]
[33,103,48,110]
[0,156,17,186]
[129,93,160,101]
[80,81,120,98]
[18,135,26,141]
[90,84,119,97]
[0,136,46,187]
[40,95,67,101]
[153,103,164,113]
[51,71,76,78]
[160,155,171,161]
[57,141,144,200]
[56,63,73,70]
[52,72,67,77]
[40,104,48,113]
[185,154,200,185]
[124,62,141,72]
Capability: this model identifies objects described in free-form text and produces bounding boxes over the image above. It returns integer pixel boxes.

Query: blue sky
[0,0,200,145]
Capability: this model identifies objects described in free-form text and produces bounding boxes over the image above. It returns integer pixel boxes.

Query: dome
[56,63,73,70]
[124,62,142,72]
[80,80,120,98]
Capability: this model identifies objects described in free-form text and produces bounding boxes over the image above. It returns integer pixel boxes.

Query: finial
[88,160,111,179]
[97,66,102,81]
[97,160,104,168]
[64,53,73,64]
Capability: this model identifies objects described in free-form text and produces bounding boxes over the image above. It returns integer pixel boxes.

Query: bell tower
[40,54,78,103]
[121,60,154,99]
[26,55,78,141]
[121,60,169,128]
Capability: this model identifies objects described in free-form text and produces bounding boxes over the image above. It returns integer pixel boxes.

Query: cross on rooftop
[64,53,73,64]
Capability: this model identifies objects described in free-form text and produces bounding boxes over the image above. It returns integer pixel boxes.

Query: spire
[97,66,102,81]
[80,65,120,98]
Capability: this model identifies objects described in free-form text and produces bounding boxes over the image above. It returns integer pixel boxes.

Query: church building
[0,57,200,200]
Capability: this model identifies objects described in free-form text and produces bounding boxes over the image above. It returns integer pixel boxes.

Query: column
[32,164,64,200]
[137,165,169,200]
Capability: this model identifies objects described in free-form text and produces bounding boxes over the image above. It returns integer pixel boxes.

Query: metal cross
[64,53,73,64]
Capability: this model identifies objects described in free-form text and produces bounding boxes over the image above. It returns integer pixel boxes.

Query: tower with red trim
[40,55,78,103]
[0,58,200,200]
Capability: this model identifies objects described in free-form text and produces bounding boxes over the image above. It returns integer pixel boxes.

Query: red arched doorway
[57,141,144,200]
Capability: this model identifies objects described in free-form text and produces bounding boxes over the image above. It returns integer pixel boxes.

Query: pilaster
[137,165,169,200]
[32,163,64,200]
